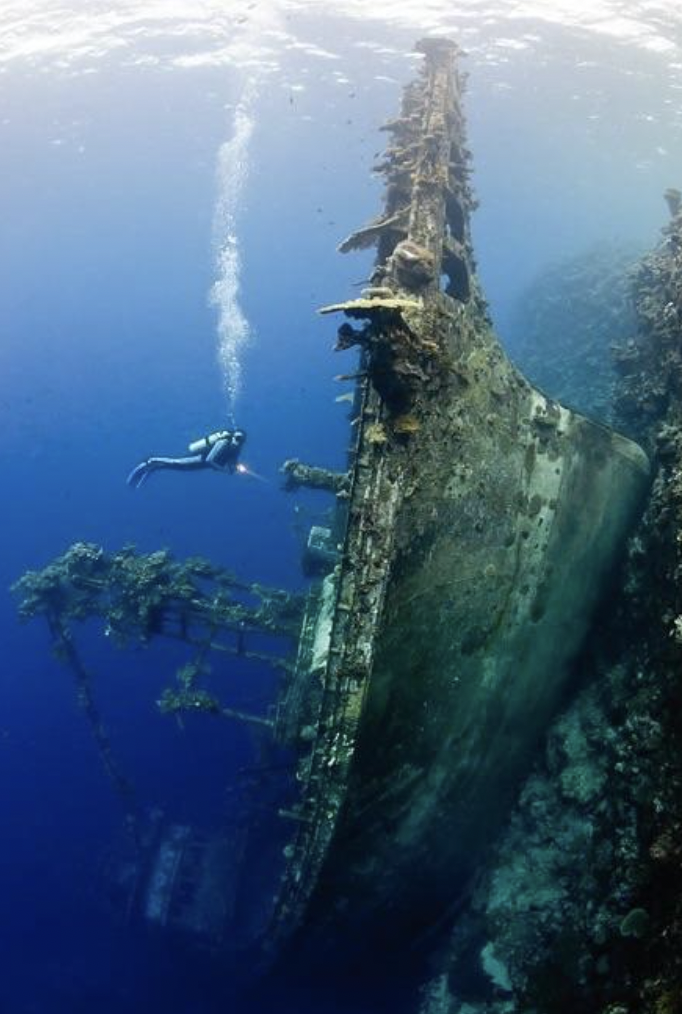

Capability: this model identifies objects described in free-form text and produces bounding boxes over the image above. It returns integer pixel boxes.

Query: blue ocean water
[1,5,680,1012]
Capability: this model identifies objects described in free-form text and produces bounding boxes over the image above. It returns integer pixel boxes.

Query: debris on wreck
[280,458,350,496]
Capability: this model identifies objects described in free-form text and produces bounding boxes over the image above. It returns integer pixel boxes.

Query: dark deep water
[1,4,681,1012]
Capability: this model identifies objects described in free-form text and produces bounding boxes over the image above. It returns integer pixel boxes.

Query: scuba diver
[127,428,246,489]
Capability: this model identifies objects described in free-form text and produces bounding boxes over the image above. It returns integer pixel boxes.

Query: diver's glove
[127,459,155,490]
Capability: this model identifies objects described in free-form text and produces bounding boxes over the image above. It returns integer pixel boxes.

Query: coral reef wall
[417,207,682,1014]
[508,245,640,426]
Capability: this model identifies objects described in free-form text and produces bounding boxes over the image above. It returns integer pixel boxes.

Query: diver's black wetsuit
[127,429,246,489]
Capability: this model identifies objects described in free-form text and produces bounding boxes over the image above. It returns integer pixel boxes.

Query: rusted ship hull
[266,39,649,966]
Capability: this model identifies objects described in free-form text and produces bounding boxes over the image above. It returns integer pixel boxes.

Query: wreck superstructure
[13,37,653,1001]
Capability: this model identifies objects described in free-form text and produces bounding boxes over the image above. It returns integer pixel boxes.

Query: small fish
[335,392,354,404]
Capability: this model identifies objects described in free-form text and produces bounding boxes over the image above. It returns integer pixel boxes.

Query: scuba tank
[188,431,231,454]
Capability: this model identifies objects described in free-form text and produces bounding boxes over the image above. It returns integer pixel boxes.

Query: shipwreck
[15,37,666,1013]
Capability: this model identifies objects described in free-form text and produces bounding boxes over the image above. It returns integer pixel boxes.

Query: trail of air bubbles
[209,78,259,418]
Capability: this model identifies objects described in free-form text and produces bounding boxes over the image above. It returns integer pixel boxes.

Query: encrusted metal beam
[265,37,470,954]
[280,459,350,496]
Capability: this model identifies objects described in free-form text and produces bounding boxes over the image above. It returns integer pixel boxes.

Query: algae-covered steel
[267,38,649,964]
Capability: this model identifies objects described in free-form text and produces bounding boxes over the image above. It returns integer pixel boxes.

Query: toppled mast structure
[12,543,306,952]
[265,38,649,967]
